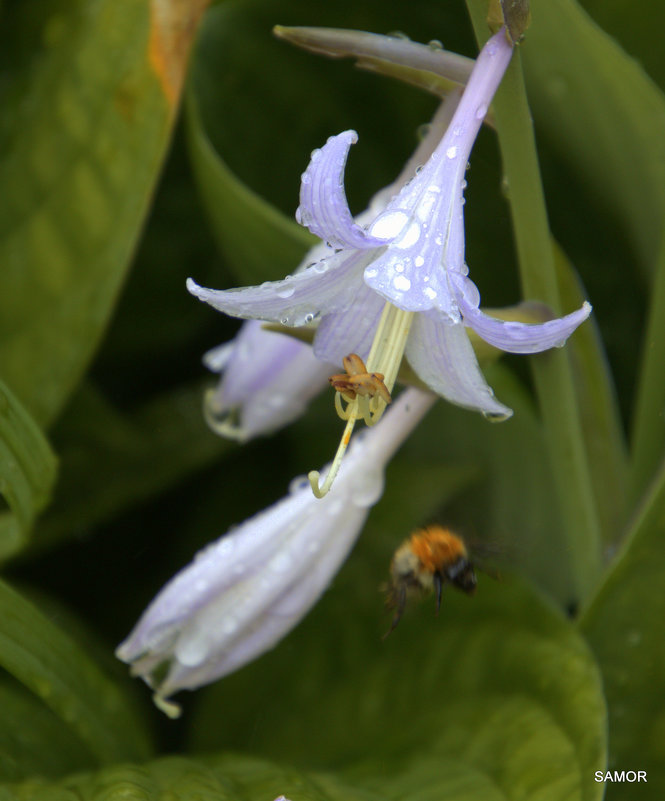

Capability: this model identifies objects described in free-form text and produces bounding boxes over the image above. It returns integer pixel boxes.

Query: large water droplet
[277,286,295,299]
[446,146,458,160]
[393,275,411,292]
[176,634,210,667]
[369,209,409,240]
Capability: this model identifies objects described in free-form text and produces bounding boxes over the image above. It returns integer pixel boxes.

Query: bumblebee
[383,525,477,637]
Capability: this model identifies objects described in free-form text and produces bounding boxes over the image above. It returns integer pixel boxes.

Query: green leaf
[0,681,92,782]
[580,454,665,798]
[0,0,207,427]
[629,232,665,506]
[0,579,152,766]
[189,536,606,800]
[553,244,628,541]
[186,90,316,285]
[522,0,665,276]
[0,380,57,562]
[32,380,230,555]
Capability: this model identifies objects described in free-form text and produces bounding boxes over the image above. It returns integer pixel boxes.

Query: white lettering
[594,770,647,782]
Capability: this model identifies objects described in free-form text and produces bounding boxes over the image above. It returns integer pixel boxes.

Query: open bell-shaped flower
[187,28,591,496]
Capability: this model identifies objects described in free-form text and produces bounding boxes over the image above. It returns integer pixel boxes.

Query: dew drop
[475,103,488,120]
[427,39,443,50]
[277,286,295,299]
[424,287,437,300]
[365,267,378,279]
[176,636,210,667]
[369,209,409,240]
[393,275,411,292]
[446,145,458,160]
[414,256,425,268]
[395,262,404,273]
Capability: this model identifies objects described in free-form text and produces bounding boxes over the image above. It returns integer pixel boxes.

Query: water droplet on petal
[277,286,295,299]
[424,287,437,300]
[427,39,443,50]
[393,275,411,292]
[365,267,378,279]
[176,635,210,667]
[414,256,425,268]
[369,209,409,240]
[475,104,488,120]
[446,146,458,159]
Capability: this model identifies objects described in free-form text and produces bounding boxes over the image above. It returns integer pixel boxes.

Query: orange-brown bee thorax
[408,526,468,574]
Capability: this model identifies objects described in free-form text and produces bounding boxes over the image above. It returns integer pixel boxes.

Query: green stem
[466,2,603,603]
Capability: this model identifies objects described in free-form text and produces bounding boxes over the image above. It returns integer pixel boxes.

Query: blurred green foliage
[0,0,664,798]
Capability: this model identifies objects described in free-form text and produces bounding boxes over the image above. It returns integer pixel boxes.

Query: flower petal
[296,130,389,250]
[117,388,435,700]
[460,293,593,354]
[406,312,512,418]
[187,247,373,327]
[205,320,333,441]
[313,282,386,364]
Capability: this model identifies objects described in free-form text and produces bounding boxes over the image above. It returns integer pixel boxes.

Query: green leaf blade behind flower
[186,90,316,286]
[0,580,152,767]
[0,381,58,562]
[188,511,606,800]
[580,455,665,799]
[523,0,665,278]
[0,0,207,428]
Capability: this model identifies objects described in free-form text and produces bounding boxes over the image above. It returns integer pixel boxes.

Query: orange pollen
[328,353,392,405]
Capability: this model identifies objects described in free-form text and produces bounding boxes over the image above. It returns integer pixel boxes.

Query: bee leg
[434,572,443,617]
[382,584,407,639]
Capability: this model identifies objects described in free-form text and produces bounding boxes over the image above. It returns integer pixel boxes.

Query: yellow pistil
[308,302,414,498]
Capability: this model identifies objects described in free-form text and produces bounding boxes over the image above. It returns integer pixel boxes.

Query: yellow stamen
[309,302,413,498]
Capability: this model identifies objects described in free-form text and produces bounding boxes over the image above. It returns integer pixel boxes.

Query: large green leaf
[0,381,57,562]
[0,579,151,766]
[31,380,230,556]
[188,487,606,800]
[580,455,665,798]
[0,0,207,427]
[0,681,92,782]
[523,0,665,276]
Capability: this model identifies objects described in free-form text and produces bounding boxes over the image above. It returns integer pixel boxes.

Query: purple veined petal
[296,130,390,250]
[460,294,593,354]
[406,312,512,418]
[363,204,463,317]
[187,247,374,327]
[313,282,386,364]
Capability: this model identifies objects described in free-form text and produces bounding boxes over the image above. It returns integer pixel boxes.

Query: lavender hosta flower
[116,387,436,716]
[188,28,591,496]
[202,319,333,442]
[197,96,458,444]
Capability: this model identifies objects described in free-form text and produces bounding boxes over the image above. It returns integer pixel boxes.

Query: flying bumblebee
[383,525,477,637]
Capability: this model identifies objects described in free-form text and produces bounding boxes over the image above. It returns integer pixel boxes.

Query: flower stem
[466,4,603,604]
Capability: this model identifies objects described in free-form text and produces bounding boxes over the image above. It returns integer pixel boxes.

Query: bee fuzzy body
[384,526,477,637]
